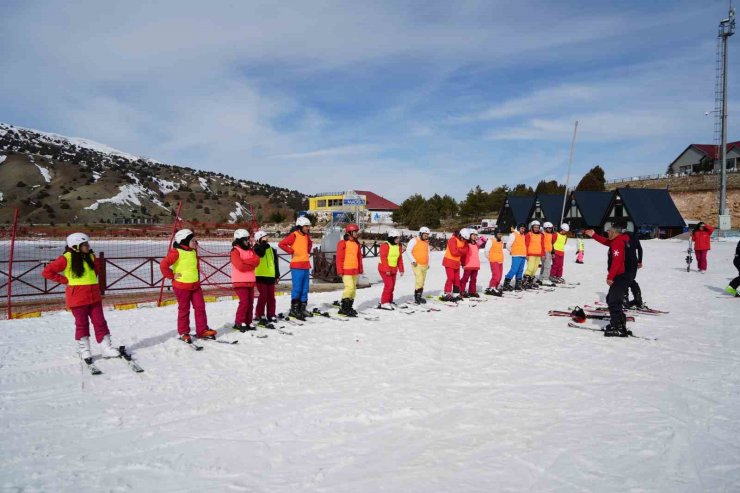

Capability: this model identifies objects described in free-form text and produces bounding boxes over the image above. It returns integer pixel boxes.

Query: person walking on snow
[575,235,585,264]
[550,223,569,283]
[503,223,528,291]
[160,229,217,342]
[725,239,740,297]
[624,229,644,309]
[42,233,121,360]
[441,229,469,301]
[523,220,545,289]
[377,230,404,309]
[405,226,431,304]
[585,221,636,337]
[484,227,505,296]
[279,216,313,321]
[336,223,364,317]
[538,222,555,284]
[460,229,484,297]
[230,229,260,332]
[691,222,715,273]
[253,230,281,325]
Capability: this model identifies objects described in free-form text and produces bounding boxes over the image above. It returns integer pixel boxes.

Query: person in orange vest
[441,229,469,301]
[377,230,405,309]
[484,227,505,296]
[279,216,313,321]
[41,232,121,360]
[460,228,483,298]
[230,229,260,332]
[160,229,217,343]
[537,221,556,284]
[336,223,364,317]
[523,220,546,289]
[405,226,431,304]
[503,223,527,291]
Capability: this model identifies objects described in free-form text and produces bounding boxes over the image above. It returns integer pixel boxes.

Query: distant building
[601,188,685,238]
[307,189,399,224]
[667,141,740,174]
[529,194,566,225]
[562,191,613,233]
[496,195,536,232]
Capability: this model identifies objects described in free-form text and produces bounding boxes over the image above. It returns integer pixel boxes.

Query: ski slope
[1,239,738,492]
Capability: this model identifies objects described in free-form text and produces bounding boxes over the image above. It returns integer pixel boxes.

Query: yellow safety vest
[386,243,400,268]
[172,249,200,283]
[554,233,568,253]
[63,252,98,286]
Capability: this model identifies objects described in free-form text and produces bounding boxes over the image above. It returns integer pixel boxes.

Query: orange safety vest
[510,233,527,256]
[444,237,466,263]
[343,240,359,271]
[412,239,429,266]
[544,232,554,253]
[527,232,543,256]
[488,240,504,263]
[291,232,310,263]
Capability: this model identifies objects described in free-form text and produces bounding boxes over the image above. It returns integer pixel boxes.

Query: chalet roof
[572,191,613,227]
[535,194,565,224]
[506,195,536,225]
[615,188,684,228]
[354,190,400,211]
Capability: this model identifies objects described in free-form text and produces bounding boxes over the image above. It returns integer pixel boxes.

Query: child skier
[405,226,431,304]
[253,230,281,325]
[575,235,585,264]
[336,223,363,317]
[160,229,217,342]
[691,222,715,273]
[441,229,469,301]
[41,233,121,360]
[460,229,483,298]
[279,216,313,321]
[725,239,740,297]
[503,223,527,291]
[230,229,260,331]
[523,220,545,289]
[484,228,505,296]
[378,229,404,309]
[550,223,569,283]
[538,222,555,284]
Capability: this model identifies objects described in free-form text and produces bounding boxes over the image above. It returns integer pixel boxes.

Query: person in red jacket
[160,229,217,343]
[441,230,469,301]
[336,223,364,317]
[41,232,121,360]
[230,229,260,332]
[377,229,405,309]
[585,221,636,337]
[691,222,715,273]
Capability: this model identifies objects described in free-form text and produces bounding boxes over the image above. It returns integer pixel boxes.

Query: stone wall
[605,173,740,227]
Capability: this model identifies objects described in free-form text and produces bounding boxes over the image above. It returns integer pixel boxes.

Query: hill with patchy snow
[0,123,307,225]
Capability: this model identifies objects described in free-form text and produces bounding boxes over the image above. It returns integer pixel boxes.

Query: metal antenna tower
[717,2,735,230]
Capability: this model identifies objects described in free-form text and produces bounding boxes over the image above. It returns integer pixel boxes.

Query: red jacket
[41,254,102,309]
[442,236,469,269]
[692,225,714,251]
[592,233,629,281]
[378,242,404,274]
[160,246,201,291]
[278,230,313,269]
[336,238,364,276]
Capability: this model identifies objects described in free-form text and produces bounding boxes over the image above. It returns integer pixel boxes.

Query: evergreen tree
[576,166,606,191]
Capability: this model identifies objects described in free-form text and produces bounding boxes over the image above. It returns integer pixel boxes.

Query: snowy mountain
[0,123,306,225]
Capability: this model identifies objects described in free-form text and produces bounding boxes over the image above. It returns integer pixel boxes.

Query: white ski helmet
[529,220,541,228]
[460,228,471,240]
[233,229,249,240]
[66,232,89,249]
[174,228,193,243]
[254,230,268,241]
[296,216,311,227]
[387,229,400,238]
[560,223,570,232]
[419,226,431,235]
[543,221,554,229]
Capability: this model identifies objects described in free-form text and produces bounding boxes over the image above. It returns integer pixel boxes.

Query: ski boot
[77,336,92,360]
[726,286,739,297]
[234,322,256,332]
[100,335,121,358]
[196,328,218,340]
[514,279,523,291]
[439,293,456,302]
[348,298,359,316]
[299,301,312,319]
[338,298,356,317]
[289,299,305,321]
[461,291,470,298]
[490,287,503,297]
[377,302,395,310]
[502,278,513,291]
[180,334,192,343]
[469,292,480,298]
[522,276,532,290]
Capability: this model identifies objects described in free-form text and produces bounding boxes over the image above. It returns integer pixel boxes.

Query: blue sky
[1,0,738,202]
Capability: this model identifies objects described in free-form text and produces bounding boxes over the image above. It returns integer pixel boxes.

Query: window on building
[328,199,342,207]
[614,204,624,217]
[317,200,327,207]
[726,158,737,170]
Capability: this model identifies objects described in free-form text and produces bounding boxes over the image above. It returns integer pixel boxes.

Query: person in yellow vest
[253,230,281,325]
[335,223,364,317]
[405,226,430,304]
[279,216,313,321]
[550,223,570,283]
[484,228,505,296]
[503,223,528,291]
[537,221,555,284]
[522,220,545,289]
[160,229,217,343]
[576,235,585,264]
[41,233,121,360]
[377,229,405,309]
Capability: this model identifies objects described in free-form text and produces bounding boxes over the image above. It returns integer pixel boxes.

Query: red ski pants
[71,301,110,342]
[444,267,461,293]
[695,249,708,271]
[379,270,397,304]
[173,286,209,336]
[460,269,479,294]
[550,254,564,278]
[488,262,503,288]
[255,282,276,319]
[234,286,255,326]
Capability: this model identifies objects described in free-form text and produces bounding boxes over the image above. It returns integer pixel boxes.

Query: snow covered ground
[1,239,738,492]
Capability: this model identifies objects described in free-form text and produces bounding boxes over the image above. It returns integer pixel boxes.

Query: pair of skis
[548,309,636,323]
[566,322,657,341]
[80,346,144,375]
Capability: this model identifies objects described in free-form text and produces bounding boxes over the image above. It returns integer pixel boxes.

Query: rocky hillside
[0,123,307,225]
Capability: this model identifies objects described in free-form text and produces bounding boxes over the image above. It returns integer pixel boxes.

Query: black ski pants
[607,273,633,326]
[731,257,740,290]
[625,268,641,304]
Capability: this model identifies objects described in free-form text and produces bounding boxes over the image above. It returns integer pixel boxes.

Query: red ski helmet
[345,223,360,233]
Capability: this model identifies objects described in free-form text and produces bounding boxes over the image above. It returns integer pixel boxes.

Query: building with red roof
[667,141,740,174]
[307,190,399,224]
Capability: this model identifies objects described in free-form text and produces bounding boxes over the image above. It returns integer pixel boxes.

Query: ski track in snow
[1,240,739,492]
